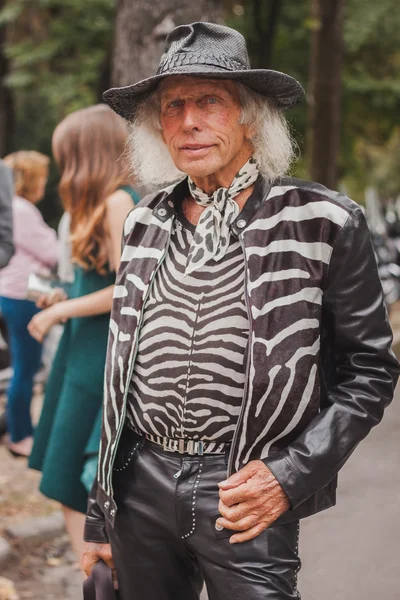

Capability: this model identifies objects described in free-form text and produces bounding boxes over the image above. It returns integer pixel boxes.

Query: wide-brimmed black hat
[103,22,304,121]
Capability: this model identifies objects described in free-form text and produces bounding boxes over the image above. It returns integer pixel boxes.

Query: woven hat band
[157,52,248,75]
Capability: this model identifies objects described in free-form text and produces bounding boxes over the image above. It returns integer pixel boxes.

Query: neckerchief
[185,157,259,275]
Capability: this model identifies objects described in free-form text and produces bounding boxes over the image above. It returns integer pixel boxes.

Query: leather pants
[106,428,301,600]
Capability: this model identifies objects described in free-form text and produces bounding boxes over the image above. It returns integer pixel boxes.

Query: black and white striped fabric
[96,176,360,511]
[126,211,248,443]
[185,157,259,275]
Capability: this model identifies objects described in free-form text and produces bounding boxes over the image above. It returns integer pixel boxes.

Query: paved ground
[297,387,400,599]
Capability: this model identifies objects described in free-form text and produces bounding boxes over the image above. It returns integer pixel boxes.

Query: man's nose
[181,104,202,131]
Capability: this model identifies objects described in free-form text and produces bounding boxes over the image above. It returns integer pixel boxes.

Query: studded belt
[129,425,229,456]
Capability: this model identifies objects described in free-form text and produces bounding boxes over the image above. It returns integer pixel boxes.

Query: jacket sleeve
[84,477,109,544]
[263,206,400,509]
[0,162,14,268]
[15,203,59,268]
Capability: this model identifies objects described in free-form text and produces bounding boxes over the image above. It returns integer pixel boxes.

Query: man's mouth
[179,144,213,154]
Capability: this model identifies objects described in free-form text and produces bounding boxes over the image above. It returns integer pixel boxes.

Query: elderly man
[83,23,399,599]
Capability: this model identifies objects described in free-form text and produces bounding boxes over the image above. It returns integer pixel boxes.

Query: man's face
[159,77,253,182]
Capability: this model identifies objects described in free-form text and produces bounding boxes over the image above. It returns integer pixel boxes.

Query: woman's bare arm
[28,189,134,342]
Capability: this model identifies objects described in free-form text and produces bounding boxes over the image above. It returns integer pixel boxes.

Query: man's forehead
[159,76,236,98]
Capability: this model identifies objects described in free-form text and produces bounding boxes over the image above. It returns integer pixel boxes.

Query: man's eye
[167,100,182,109]
[206,97,218,104]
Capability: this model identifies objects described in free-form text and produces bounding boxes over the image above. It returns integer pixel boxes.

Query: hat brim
[103,66,304,121]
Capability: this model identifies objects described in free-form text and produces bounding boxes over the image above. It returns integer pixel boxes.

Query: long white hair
[127,80,297,190]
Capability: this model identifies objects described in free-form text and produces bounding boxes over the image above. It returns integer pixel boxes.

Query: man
[83,23,399,599]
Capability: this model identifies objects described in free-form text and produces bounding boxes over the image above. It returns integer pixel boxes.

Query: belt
[129,425,229,456]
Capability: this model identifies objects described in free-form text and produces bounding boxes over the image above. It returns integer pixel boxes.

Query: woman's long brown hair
[52,104,131,274]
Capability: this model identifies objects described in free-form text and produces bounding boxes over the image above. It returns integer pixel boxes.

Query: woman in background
[28,104,139,561]
[0,151,58,458]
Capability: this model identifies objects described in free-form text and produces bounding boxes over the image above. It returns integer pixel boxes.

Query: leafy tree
[341,0,400,200]
[1,0,400,217]
[227,0,400,199]
[0,0,116,224]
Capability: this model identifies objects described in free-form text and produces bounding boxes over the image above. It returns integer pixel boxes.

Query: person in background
[0,159,14,436]
[38,211,75,379]
[28,104,139,564]
[0,159,14,269]
[0,151,58,458]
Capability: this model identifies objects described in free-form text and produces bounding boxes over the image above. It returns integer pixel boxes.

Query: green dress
[29,187,139,513]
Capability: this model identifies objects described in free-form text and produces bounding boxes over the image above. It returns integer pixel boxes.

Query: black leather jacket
[85,177,399,543]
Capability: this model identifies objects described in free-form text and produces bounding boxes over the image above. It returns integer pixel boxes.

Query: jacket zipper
[106,217,175,497]
[227,234,252,476]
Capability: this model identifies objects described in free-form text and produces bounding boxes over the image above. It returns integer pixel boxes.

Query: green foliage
[0,0,115,224]
[1,0,115,116]
[1,0,113,143]
[1,0,400,218]
[226,0,400,199]
[341,0,400,200]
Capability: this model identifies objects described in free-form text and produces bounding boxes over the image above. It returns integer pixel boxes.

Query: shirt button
[215,521,224,532]
[236,219,246,228]
[158,208,167,217]
[167,200,174,208]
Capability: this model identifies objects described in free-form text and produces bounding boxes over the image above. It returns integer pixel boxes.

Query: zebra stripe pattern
[97,177,354,508]
[230,184,349,471]
[126,213,248,443]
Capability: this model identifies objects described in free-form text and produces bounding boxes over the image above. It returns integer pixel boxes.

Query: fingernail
[230,538,236,544]
[218,480,227,486]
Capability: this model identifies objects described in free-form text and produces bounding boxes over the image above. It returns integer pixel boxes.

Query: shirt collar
[153,175,272,234]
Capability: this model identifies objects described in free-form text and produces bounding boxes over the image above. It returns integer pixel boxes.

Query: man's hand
[217,460,290,544]
[82,542,115,578]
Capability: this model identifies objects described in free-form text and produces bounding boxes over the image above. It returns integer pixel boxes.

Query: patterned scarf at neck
[185,157,259,275]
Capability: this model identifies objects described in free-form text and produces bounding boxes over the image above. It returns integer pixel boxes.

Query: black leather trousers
[106,428,301,600]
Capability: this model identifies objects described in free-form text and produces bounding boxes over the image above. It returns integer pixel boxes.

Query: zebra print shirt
[126,209,249,442]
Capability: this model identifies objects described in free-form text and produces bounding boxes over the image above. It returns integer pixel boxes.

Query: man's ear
[244,123,256,141]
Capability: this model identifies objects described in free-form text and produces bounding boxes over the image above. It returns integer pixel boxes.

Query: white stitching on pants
[114,442,140,472]
[181,461,204,539]
[294,521,301,598]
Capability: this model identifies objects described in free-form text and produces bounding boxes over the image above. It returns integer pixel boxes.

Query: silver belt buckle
[178,439,185,454]
[187,440,195,455]
[198,441,204,456]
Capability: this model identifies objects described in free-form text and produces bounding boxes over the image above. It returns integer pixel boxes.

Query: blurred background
[0,1,400,599]
[1,0,400,222]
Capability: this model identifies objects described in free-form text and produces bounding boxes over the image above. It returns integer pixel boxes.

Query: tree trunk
[96,50,112,103]
[0,0,15,157]
[111,0,223,87]
[308,0,345,189]
[250,0,283,68]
